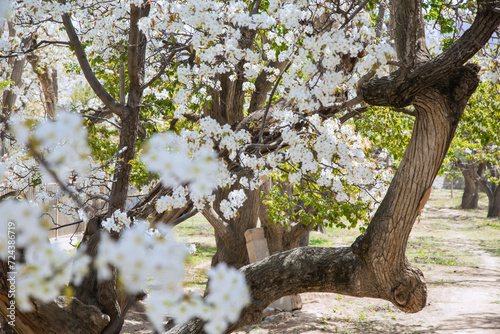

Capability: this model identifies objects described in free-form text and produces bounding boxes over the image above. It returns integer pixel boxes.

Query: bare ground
[122,190,500,333]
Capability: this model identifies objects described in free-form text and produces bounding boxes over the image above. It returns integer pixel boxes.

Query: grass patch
[406,236,473,266]
[482,220,500,230]
[174,214,216,290]
[184,243,216,289]
[309,235,331,247]
[478,239,500,256]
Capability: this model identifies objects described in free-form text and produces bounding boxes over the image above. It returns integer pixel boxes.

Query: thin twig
[49,220,83,231]
[340,0,371,29]
[81,114,121,129]
[0,41,70,59]
[94,146,128,170]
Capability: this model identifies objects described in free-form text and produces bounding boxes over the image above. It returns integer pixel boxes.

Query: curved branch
[226,246,425,332]
[61,13,129,118]
[201,205,231,237]
[316,69,375,117]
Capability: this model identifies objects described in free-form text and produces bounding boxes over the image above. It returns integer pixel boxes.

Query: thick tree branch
[61,13,128,118]
[0,276,110,334]
[223,246,425,332]
[316,69,375,117]
[390,0,430,66]
[211,59,481,334]
[127,4,142,95]
[201,205,231,237]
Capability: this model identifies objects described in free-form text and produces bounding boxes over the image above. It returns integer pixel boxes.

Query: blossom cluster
[149,118,254,212]
[101,209,132,232]
[0,199,92,311]
[2,1,397,121]
[265,111,392,216]
[141,131,223,206]
[0,112,111,224]
[146,262,249,334]
[156,185,189,213]
[148,108,391,224]
[0,108,252,332]
[9,111,91,180]
[156,0,396,116]
[219,189,247,219]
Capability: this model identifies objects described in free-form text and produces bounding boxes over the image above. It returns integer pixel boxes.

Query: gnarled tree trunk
[167,0,500,331]
[487,187,500,218]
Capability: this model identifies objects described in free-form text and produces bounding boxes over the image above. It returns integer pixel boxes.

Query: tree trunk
[223,64,481,333]
[167,63,482,334]
[202,182,261,269]
[458,160,479,210]
[168,0,500,329]
[483,183,500,218]
[487,186,500,218]
[62,5,149,333]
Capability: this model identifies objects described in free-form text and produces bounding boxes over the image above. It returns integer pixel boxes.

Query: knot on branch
[446,63,480,103]
[391,267,427,313]
[68,297,111,329]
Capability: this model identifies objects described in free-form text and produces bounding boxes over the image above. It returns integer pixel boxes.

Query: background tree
[451,82,500,215]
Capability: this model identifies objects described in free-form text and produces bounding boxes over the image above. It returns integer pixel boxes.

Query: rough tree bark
[218,63,481,333]
[2,1,499,333]
[457,159,479,210]
[486,186,500,217]
[199,5,289,268]
[0,24,32,156]
[0,261,110,334]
